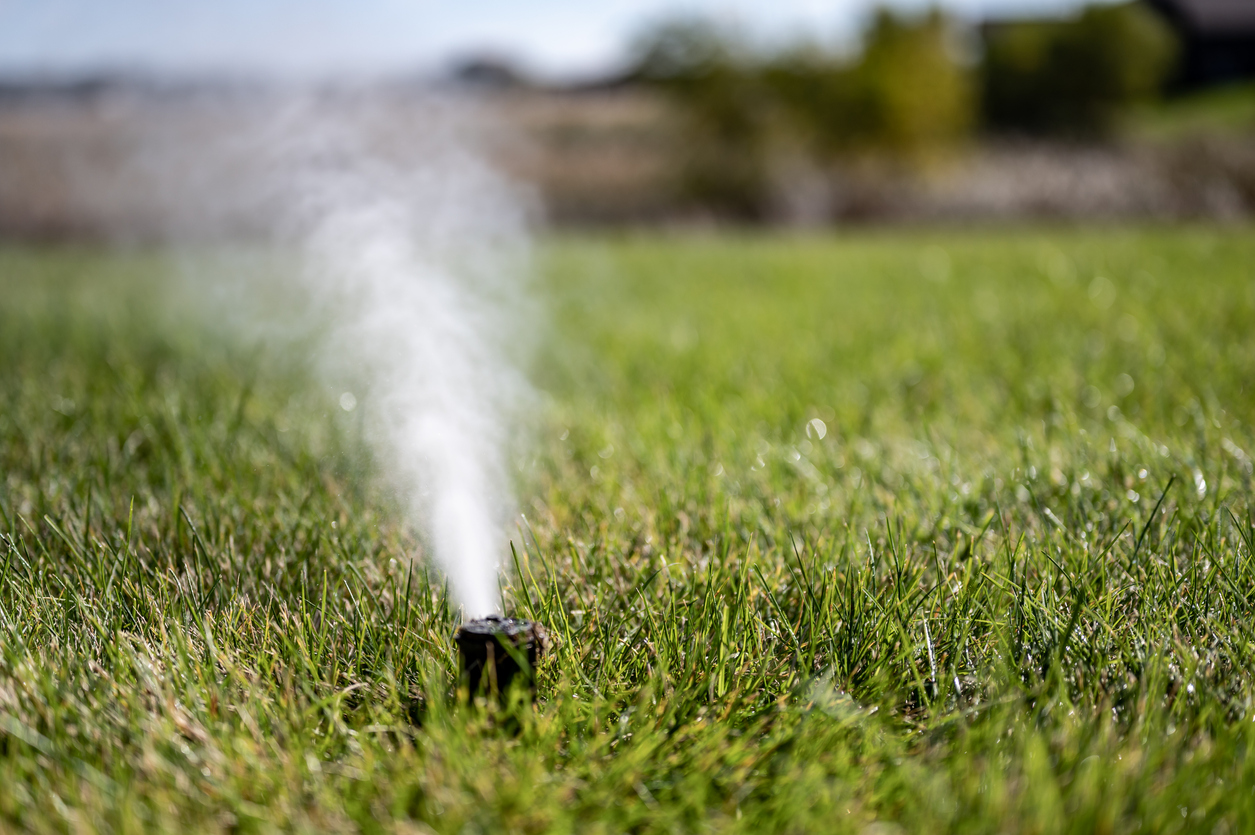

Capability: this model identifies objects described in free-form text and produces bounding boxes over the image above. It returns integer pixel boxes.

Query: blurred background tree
[980,2,1178,137]
[632,8,976,218]
[630,2,1186,218]
[767,9,975,159]
[630,18,774,218]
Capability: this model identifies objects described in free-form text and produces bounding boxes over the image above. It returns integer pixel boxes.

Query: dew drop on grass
[1040,246,1076,286]
[806,418,827,439]
[339,392,357,411]
[669,322,697,351]
[1088,276,1117,309]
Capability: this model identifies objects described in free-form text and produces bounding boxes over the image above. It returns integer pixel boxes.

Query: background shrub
[981,2,1178,137]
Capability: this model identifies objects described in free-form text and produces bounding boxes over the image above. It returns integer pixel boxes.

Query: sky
[0,0,1118,82]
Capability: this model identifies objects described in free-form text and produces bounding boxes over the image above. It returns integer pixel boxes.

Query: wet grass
[1,227,1254,832]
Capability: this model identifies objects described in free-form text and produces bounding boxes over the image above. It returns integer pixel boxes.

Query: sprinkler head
[454,615,549,701]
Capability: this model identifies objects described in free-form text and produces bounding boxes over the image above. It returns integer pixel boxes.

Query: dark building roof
[1146,0,1255,32]
[1143,0,1255,87]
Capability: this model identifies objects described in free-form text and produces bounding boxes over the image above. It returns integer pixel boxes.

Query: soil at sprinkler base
[454,616,549,701]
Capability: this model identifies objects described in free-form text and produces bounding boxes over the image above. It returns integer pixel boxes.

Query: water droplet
[1039,247,1075,286]
[339,392,357,411]
[1088,276,1117,309]
[806,418,827,440]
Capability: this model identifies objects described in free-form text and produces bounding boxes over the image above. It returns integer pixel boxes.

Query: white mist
[162,94,534,618]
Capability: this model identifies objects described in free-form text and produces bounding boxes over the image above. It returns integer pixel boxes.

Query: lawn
[1,227,1254,832]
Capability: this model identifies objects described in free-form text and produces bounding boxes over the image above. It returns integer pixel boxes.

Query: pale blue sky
[0,0,1117,81]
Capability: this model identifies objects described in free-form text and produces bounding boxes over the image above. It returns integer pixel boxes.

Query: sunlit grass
[0,227,1253,831]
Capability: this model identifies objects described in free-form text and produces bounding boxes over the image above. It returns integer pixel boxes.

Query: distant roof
[1146,0,1255,33]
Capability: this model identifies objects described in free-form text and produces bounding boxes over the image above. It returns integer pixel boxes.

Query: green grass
[1,227,1255,832]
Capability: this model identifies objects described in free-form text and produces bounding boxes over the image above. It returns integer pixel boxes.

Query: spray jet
[157,93,549,693]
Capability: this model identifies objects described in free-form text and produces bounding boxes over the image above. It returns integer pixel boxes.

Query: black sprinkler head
[454,615,549,701]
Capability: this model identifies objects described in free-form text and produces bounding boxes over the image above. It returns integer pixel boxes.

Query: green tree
[768,9,975,159]
[981,2,1178,137]
[630,8,977,218]
[630,18,774,218]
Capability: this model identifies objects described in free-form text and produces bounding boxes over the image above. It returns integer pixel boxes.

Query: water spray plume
[164,94,534,618]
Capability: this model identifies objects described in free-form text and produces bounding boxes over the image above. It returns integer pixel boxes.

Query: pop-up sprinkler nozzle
[454,615,549,701]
